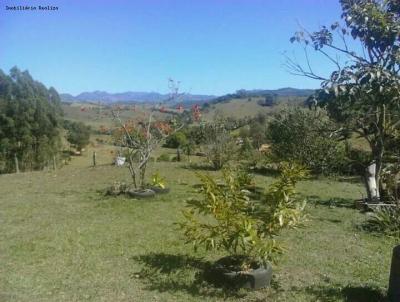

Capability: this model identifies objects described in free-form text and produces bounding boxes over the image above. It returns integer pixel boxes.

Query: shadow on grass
[131,253,246,298]
[304,284,387,302]
[335,175,363,185]
[316,218,343,224]
[306,195,355,209]
[181,163,217,171]
[251,166,280,177]
[356,216,393,237]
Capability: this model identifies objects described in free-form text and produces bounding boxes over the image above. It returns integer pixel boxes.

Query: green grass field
[0,143,394,301]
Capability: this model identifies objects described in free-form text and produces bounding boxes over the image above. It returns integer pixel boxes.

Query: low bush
[163,132,188,149]
[234,166,255,189]
[203,120,237,170]
[366,205,400,237]
[267,108,347,175]
[178,162,308,267]
[157,153,171,162]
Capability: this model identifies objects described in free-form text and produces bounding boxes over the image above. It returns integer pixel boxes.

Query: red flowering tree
[111,79,195,188]
[112,110,184,188]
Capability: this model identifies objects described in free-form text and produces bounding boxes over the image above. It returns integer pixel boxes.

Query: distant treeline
[0,67,63,173]
[207,88,315,106]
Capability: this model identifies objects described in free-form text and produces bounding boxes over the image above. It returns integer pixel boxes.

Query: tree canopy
[0,67,63,173]
[289,0,400,200]
[64,120,91,151]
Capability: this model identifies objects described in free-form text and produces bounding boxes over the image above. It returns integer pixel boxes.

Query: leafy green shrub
[64,120,91,151]
[267,108,347,175]
[366,206,400,237]
[205,139,236,170]
[264,163,308,231]
[164,131,188,148]
[234,166,255,189]
[239,114,269,149]
[157,153,170,162]
[380,163,400,202]
[203,120,237,170]
[178,163,307,267]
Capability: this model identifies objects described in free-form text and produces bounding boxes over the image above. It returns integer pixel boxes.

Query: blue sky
[1,0,344,95]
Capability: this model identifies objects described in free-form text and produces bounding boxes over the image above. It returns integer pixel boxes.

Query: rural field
[2,0,400,301]
[0,140,394,301]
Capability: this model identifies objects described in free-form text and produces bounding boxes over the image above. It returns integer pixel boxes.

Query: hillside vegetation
[201,95,306,121]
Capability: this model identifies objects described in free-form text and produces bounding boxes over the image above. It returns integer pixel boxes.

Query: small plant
[366,205,400,237]
[178,162,307,269]
[234,166,255,189]
[263,162,308,233]
[151,172,166,189]
[105,181,127,196]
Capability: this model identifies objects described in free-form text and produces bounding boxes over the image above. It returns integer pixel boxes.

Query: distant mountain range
[60,88,315,104]
[60,91,216,104]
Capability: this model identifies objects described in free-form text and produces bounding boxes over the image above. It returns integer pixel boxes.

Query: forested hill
[210,88,314,104]
[0,67,63,173]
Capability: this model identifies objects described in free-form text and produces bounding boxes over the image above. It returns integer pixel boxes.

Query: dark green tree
[288,0,400,200]
[64,120,91,151]
[267,108,346,175]
[0,67,62,172]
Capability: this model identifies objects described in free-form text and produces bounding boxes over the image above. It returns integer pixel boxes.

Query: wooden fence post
[14,154,19,173]
[93,151,96,167]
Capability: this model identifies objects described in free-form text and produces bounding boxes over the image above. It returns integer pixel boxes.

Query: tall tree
[287,0,400,201]
[0,67,62,172]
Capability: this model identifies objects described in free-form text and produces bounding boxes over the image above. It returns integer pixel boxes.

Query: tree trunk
[364,162,380,202]
[139,163,147,188]
[363,137,384,202]
[127,160,137,188]
[14,154,19,174]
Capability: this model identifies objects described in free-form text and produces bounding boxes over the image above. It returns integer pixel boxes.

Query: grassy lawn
[0,149,395,301]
